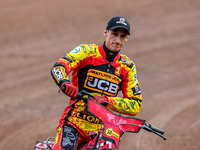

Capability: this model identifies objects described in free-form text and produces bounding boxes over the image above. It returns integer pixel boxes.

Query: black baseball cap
[106,16,130,35]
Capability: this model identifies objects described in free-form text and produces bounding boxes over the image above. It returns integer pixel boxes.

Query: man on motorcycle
[51,16,143,150]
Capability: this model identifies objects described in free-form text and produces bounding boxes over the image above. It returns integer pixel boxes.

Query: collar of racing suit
[103,42,120,62]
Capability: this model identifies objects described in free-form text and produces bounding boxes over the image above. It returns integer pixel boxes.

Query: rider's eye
[121,35,126,38]
[113,33,118,36]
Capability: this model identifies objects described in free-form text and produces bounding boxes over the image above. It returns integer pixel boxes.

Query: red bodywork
[33,141,54,150]
[84,98,145,149]
[33,98,145,150]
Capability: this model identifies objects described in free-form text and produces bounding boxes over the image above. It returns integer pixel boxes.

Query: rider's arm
[106,57,143,116]
[50,45,88,88]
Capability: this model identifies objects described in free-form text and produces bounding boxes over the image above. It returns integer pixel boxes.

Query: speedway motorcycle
[33,90,166,150]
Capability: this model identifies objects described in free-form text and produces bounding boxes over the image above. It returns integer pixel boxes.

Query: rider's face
[104,28,129,52]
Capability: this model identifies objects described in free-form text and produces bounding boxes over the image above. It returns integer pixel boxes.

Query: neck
[103,42,119,62]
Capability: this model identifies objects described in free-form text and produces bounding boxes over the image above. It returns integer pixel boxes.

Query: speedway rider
[51,16,143,150]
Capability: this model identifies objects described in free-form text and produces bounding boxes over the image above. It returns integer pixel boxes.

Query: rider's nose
[115,36,121,43]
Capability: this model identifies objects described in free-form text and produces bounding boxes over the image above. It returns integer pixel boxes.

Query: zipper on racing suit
[101,62,111,96]
[107,62,111,73]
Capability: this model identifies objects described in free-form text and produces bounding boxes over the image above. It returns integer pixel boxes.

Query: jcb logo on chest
[85,76,119,96]
[84,69,121,96]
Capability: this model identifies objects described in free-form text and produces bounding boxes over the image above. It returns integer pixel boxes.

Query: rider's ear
[125,35,129,42]
[104,30,108,37]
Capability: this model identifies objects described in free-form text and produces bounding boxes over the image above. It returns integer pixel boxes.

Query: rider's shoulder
[119,54,135,69]
[69,44,98,54]
[79,44,98,53]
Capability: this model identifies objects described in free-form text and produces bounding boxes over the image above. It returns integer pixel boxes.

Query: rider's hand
[94,95,109,104]
[60,82,78,98]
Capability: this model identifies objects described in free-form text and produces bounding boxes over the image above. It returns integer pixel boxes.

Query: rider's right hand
[60,82,78,98]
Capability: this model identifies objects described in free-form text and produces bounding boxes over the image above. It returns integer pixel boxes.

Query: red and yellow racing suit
[51,43,143,141]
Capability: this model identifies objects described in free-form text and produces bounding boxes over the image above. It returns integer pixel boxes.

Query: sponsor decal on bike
[84,69,121,96]
[75,111,100,124]
[68,116,102,136]
[106,128,119,139]
[84,124,96,131]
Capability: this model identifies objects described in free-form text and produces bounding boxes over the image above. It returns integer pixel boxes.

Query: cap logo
[120,18,125,23]
[116,18,127,26]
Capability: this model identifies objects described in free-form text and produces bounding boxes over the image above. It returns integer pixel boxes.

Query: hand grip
[143,124,166,140]
[76,93,88,102]
[148,124,165,135]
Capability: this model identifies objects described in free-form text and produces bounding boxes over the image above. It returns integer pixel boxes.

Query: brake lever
[142,124,167,140]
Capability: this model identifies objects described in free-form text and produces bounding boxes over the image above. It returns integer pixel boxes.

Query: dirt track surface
[0,0,200,149]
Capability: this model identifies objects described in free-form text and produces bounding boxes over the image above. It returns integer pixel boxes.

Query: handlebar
[148,124,165,135]
[76,90,167,140]
[77,90,94,102]
[143,123,167,140]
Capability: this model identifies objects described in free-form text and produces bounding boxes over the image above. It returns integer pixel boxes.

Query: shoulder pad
[80,44,98,54]
[121,54,135,69]
[80,45,87,53]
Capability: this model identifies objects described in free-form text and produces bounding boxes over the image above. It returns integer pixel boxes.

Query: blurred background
[0,0,200,149]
